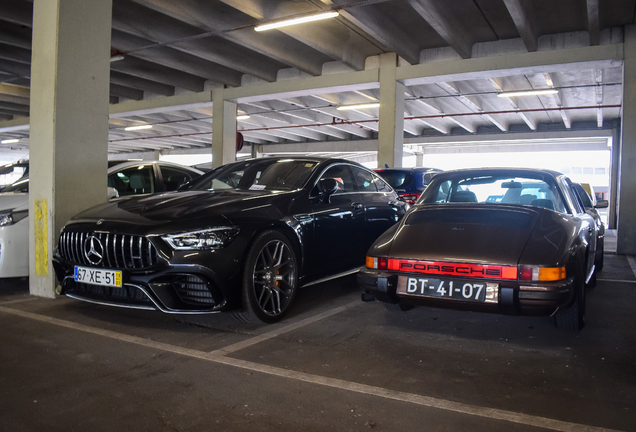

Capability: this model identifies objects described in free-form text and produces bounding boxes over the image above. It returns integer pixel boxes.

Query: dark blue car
[375,167,443,204]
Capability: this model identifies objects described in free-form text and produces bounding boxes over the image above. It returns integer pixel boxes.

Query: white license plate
[397,276,497,302]
[74,266,122,288]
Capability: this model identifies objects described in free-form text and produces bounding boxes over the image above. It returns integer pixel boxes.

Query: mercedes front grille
[59,232,158,269]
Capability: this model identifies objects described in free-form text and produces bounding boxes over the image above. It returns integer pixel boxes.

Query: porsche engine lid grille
[59,231,158,269]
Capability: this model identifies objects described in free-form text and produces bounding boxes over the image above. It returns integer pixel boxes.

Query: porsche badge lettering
[389,259,517,280]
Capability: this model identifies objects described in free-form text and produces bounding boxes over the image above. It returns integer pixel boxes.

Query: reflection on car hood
[69,189,296,233]
[391,204,542,266]
[0,192,28,212]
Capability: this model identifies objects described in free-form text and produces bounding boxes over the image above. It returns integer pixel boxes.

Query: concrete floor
[1,253,635,432]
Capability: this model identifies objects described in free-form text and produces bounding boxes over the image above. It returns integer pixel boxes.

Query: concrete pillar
[29,0,112,297]
[617,25,636,254]
[377,53,405,168]
[212,89,237,168]
[609,119,620,229]
[415,152,424,166]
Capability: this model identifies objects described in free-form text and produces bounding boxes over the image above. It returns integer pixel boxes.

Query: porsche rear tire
[555,261,586,331]
[236,230,298,324]
[595,238,604,273]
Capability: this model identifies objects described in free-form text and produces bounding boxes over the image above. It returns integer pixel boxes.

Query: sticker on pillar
[34,199,49,276]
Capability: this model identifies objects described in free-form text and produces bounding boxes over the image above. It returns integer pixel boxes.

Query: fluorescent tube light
[124,125,153,131]
[497,89,559,98]
[236,115,251,120]
[336,103,380,111]
[1,139,19,144]
[255,11,339,32]
[110,55,125,62]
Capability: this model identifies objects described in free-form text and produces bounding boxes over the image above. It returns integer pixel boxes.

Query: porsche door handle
[351,202,363,210]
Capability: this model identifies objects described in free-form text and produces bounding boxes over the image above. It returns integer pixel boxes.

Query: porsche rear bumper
[357,268,574,316]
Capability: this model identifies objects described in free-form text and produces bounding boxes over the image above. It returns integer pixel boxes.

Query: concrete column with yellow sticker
[29,0,112,298]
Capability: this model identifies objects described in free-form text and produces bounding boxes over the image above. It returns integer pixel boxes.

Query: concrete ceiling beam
[503,0,539,52]
[398,44,623,86]
[129,0,327,76]
[335,6,420,65]
[109,83,144,101]
[110,70,175,97]
[0,1,32,27]
[0,23,31,50]
[406,0,473,59]
[0,43,31,65]
[111,30,244,87]
[587,0,601,46]
[219,0,378,70]
[112,0,282,82]
[110,56,206,92]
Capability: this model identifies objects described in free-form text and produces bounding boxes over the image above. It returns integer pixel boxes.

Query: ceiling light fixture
[110,54,125,62]
[124,125,153,131]
[336,102,380,111]
[1,139,19,144]
[236,115,251,120]
[255,11,339,32]
[497,89,559,98]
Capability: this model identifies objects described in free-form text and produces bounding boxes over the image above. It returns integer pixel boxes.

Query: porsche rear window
[406,208,534,228]
[420,175,568,214]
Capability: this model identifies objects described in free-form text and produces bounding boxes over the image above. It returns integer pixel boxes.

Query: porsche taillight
[366,256,388,270]
[518,265,566,281]
[400,193,420,205]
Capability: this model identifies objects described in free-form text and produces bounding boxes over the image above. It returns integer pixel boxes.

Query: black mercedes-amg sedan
[53,157,408,323]
[358,168,604,331]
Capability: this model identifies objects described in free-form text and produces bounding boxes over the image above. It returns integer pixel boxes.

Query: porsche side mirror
[595,199,609,209]
[107,187,119,200]
[318,178,339,203]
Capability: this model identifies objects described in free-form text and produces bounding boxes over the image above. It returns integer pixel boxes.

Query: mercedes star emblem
[84,235,104,265]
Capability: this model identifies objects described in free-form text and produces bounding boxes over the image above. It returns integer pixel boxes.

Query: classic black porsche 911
[53,157,407,323]
[358,168,603,331]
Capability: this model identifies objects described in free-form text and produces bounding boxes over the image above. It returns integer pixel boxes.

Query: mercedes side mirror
[595,199,609,209]
[318,178,339,203]
[107,187,119,200]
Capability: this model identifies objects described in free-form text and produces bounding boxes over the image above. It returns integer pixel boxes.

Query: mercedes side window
[160,166,195,191]
[375,176,393,193]
[317,165,355,194]
[108,165,155,196]
[351,167,379,192]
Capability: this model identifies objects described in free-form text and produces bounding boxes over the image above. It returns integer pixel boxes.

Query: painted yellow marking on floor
[0,304,625,432]
[213,300,361,355]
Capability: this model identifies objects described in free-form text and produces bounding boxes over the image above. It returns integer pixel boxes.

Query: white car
[0,160,204,278]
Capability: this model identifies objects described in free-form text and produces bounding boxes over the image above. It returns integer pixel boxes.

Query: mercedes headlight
[0,210,28,226]
[162,227,239,250]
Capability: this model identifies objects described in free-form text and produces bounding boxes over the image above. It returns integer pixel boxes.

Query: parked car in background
[374,167,442,204]
[358,168,601,331]
[53,157,408,323]
[0,161,203,278]
[0,160,28,191]
[573,182,607,272]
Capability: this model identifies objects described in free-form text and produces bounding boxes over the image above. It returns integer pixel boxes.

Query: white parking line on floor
[212,300,361,355]
[597,278,636,284]
[626,256,636,280]
[0,304,625,432]
[0,297,37,306]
